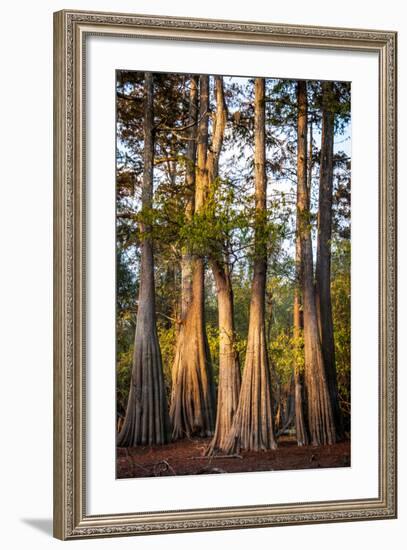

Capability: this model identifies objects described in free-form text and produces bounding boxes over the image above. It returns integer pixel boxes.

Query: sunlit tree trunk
[170,75,215,439]
[170,75,198,417]
[315,81,344,439]
[118,72,170,447]
[180,75,198,317]
[296,80,336,446]
[206,79,241,453]
[223,78,277,453]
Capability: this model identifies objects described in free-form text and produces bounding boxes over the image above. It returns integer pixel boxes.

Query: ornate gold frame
[53,9,397,540]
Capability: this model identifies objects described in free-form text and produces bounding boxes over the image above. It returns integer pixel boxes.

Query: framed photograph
[53,9,397,540]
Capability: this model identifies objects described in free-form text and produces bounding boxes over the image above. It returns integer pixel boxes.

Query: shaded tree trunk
[118,72,170,447]
[296,80,336,446]
[223,78,277,453]
[307,119,313,200]
[208,261,241,452]
[170,75,215,439]
[293,229,308,446]
[315,81,344,439]
[275,376,295,436]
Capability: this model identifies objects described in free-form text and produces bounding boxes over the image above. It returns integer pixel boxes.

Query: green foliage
[331,239,351,414]
[206,324,220,384]
[116,346,133,416]
[157,324,177,399]
[116,251,136,417]
[269,331,296,386]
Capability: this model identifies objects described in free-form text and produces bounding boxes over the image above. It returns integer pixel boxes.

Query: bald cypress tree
[315,81,344,440]
[223,78,277,454]
[296,80,336,446]
[117,73,170,447]
[170,75,216,439]
[206,77,241,454]
[293,233,308,446]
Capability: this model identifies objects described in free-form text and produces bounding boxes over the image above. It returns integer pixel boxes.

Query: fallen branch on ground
[187,454,243,460]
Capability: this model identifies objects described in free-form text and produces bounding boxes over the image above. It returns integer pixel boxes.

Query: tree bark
[180,75,198,318]
[307,119,313,200]
[208,261,241,452]
[223,78,277,453]
[205,77,242,454]
[170,75,216,439]
[293,229,308,446]
[315,81,344,439]
[296,80,336,446]
[170,76,198,413]
[118,72,170,447]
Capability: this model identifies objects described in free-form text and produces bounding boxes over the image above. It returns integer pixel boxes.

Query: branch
[117,212,137,219]
[154,155,187,166]
[131,304,180,325]
[156,109,209,133]
[117,92,141,102]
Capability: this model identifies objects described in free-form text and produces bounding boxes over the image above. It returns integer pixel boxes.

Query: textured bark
[275,377,295,437]
[316,81,344,439]
[293,218,308,445]
[223,78,277,454]
[170,259,215,438]
[118,73,170,447]
[307,119,313,200]
[206,77,227,185]
[180,75,198,318]
[206,77,241,454]
[207,261,241,453]
[170,75,215,439]
[296,80,336,446]
[293,288,308,446]
[170,76,198,412]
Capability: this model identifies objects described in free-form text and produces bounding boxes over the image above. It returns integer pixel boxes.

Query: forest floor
[116,436,350,478]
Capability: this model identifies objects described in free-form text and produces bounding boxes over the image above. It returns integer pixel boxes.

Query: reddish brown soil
[117,436,350,478]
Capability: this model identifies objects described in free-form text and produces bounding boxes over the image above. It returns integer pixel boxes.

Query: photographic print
[54,11,396,539]
[115,72,351,479]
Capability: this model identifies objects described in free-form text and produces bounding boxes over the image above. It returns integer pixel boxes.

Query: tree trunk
[204,77,242,454]
[307,119,313,200]
[293,210,308,446]
[180,75,198,318]
[207,261,241,452]
[223,78,277,453]
[170,76,198,412]
[296,80,336,446]
[315,81,344,439]
[275,376,295,436]
[118,72,170,447]
[170,75,215,439]
[293,287,308,446]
